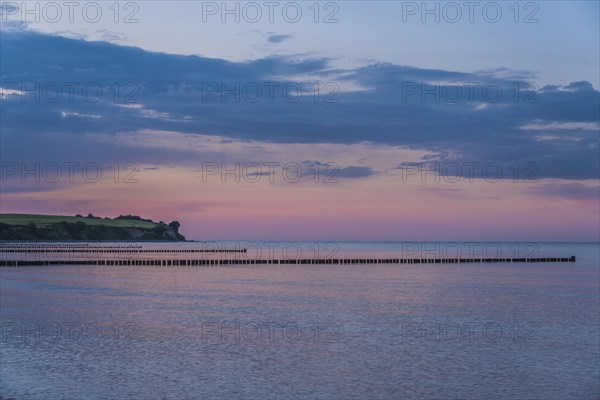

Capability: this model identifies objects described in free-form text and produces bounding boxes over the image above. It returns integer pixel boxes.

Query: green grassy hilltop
[0,214,186,241]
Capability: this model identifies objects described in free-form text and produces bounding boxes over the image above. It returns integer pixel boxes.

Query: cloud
[1,31,598,180]
[0,3,29,31]
[336,166,375,178]
[532,183,600,201]
[519,120,600,131]
[564,81,595,92]
[246,171,274,177]
[95,29,127,42]
[52,30,88,40]
[0,19,28,31]
[266,34,293,44]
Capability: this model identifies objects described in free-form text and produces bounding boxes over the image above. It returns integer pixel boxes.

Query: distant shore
[0,214,186,241]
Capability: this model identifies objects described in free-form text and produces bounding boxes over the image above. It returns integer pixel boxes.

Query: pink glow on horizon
[1,165,598,241]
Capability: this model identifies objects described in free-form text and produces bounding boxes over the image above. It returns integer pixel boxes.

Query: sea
[1,242,598,400]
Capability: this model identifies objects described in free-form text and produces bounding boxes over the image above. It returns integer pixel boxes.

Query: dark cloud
[246,171,274,177]
[564,81,595,91]
[297,161,375,180]
[336,166,375,178]
[267,34,292,44]
[1,31,598,180]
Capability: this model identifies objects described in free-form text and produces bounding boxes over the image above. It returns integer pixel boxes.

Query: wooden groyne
[0,249,247,254]
[0,256,576,267]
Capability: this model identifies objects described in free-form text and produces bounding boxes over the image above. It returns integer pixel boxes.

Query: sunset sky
[1,1,598,241]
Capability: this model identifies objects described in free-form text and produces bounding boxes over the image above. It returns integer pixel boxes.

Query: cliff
[0,214,186,241]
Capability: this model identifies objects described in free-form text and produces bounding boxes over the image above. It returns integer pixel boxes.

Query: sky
[0,1,599,241]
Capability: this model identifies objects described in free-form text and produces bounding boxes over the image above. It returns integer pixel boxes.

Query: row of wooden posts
[0,256,576,267]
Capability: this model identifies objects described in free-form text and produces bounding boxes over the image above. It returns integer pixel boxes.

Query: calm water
[1,242,599,399]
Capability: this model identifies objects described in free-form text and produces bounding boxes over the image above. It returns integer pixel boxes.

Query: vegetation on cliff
[0,214,186,241]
